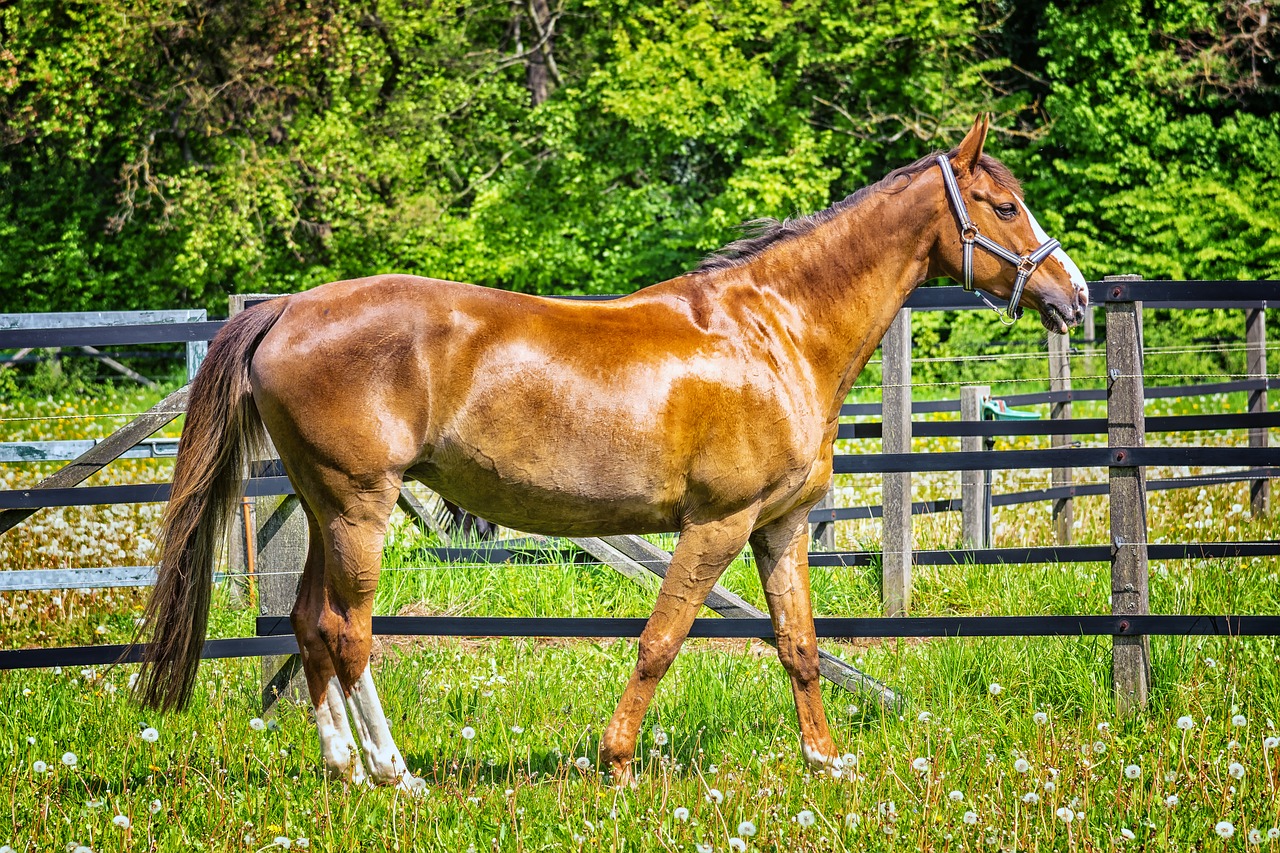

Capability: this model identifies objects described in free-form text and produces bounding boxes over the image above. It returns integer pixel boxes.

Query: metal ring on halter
[935,155,1061,323]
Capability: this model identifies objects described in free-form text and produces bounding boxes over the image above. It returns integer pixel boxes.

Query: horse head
[933,115,1088,334]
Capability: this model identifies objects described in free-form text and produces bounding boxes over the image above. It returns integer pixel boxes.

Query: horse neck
[741,172,945,410]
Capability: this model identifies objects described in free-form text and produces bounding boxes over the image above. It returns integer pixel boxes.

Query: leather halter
[936,155,1060,324]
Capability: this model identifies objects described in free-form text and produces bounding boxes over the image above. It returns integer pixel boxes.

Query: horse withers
[133,115,1087,790]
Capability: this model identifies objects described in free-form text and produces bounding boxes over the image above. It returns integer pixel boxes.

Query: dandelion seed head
[1022,792,1039,804]
[963,810,978,825]
[706,788,724,805]
[273,837,292,849]
[296,840,309,850]
[149,799,162,815]
[111,815,130,829]
[1013,758,1030,773]
[1228,761,1245,779]
[1175,715,1195,731]
[728,839,745,852]
[1247,829,1263,845]
[673,806,690,822]
[737,821,756,837]
[60,752,76,767]
[917,711,932,723]
[140,727,159,743]
[1093,741,1107,755]
[1032,711,1048,725]
[911,757,930,773]
[949,790,964,803]
[1267,828,1280,840]
[1263,736,1279,750]
[1120,828,1136,841]
[1056,807,1075,823]
[1232,714,1248,727]
[988,683,1002,696]
[460,726,476,741]
[1215,821,1235,839]
[249,718,267,732]
[796,809,816,827]
[1163,794,1179,808]
[1124,764,1141,779]
[695,844,712,853]
[574,756,590,770]
[32,760,47,774]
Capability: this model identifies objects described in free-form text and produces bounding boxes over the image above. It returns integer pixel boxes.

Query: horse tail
[132,297,289,712]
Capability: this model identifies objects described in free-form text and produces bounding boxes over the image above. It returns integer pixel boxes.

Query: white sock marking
[345,667,425,793]
[315,676,365,784]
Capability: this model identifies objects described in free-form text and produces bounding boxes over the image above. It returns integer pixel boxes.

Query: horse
[133,115,1088,790]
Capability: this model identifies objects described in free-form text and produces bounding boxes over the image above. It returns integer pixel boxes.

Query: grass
[2,369,1279,851]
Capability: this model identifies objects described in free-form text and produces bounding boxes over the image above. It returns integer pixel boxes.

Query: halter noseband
[936,155,1060,325]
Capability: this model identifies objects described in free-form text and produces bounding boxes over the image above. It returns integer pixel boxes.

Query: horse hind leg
[310,476,425,793]
[291,507,365,785]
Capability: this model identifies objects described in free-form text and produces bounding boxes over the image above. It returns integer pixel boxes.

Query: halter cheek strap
[936,155,1060,325]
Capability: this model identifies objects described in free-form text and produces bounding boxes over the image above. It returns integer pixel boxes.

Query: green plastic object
[982,398,1041,420]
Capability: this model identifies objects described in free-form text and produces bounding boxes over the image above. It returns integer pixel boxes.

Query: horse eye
[995,203,1018,220]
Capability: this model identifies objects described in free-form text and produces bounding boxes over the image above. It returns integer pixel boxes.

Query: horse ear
[952,113,990,177]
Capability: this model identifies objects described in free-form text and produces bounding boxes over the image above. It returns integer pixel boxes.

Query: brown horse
[134,116,1087,789]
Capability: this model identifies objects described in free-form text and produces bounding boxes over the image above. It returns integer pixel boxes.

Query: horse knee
[777,633,820,683]
[636,633,680,682]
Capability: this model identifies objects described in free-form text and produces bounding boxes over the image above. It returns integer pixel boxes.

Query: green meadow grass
[2,380,1279,852]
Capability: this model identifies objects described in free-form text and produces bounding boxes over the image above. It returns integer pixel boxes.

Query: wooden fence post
[1105,275,1151,714]
[1247,305,1270,516]
[226,295,309,712]
[811,488,836,551]
[882,308,912,616]
[1049,333,1074,544]
[960,385,990,548]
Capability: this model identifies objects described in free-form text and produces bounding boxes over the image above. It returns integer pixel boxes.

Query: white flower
[1055,807,1075,823]
[1022,792,1039,804]
[917,711,932,723]
[1248,829,1263,845]
[574,756,590,770]
[149,799,162,815]
[1044,781,1056,793]
[963,811,978,825]
[26,736,35,745]
[510,725,523,734]
[1032,711,1048,725]
[0,845,14,853]
[461,726,476,741]
[1228,761,1245,779]
[1120,828,1136,841]
[988,683,1002,696]
[73,847,92,853]
[249,718,267,732]
[948,791,964,803]
[112,815,130,829]
[1163,794,1179,808]
[1175,716,1195,731]
[911,757,930,773]
[1269,828,1280,840]
[695,844,713,853]
[32,760,47,774]
[140,727,159,743]
[844,813,860,829]
[1232,714,1248,728]
[295,840,309,850]
[274,837,293,849]
[728,839,745,852]
[1013,758,1030,773]
[706,788,724,805]
[737,821,756,837]
[796,810,816,828]
[1124,764,1141,779]
[653,728,668,747]
[673,807,690,822]
[1215,821,1235,839]
[1097,721,1110,733]
[1263,736,1279,750]
[61,752,77,767]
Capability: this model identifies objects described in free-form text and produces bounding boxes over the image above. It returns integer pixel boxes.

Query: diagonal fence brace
[568,534,903,711]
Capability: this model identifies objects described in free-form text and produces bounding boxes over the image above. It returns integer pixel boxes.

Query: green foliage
[1,0,1277,332]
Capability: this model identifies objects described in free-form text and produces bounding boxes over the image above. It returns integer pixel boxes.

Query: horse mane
[694,151,1023,274]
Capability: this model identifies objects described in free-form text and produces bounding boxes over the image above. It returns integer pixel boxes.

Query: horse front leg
[749,510,840,774]
[599,507,758,785]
